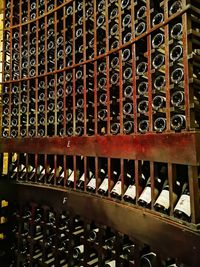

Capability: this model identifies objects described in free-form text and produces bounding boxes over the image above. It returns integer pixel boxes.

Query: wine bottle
[99,93,107,106]
[104,233,116,250]
[174,184,191,221]
[136,61,148,76]
[76,126,84,136]
[171,90,184,108]
[123,32,132,43]
[138,165,167,208]
[97,14,105,29]
[10,129,18,138]
[76,171,94,190]
[86,174,101,193]
[66,5,73,15]
[20,128,27,137]
[66,167,77,188]
[110,7,118,20]
[154,75,166,91]
[122,243,135,261]
[154,179,185,214]
[166,261,178,267]
[152,33,164,49]
[136,6,146,20]
[54,166,65,185]
[11,118,18,127]
[88,227,100,242]
[123,67,132,80]
[123,102,133,116]
[105,260,116,267]
[122,14,131,28]
[140,251,157,267]
[110,160,132,199]
[22,206,32,220]
[123,161,150,204]
[36,164,46,182]
[170,44,183,62]
[98,62,106,73]
[152,95,166,110]
[171,68,184,84]
[38,104,45,113]
[169,1,182,16]
[98,77,107,88]
[138,120,149,133]
[138,99,148,114]
[15,162,26,180]
[152,53,165,69]
[121,0,130,9]
[154,117,166,132]
[123,121,134,134]
[3,107,9,116]
[138,81,148,95]
[110,72,119,85]
[97,166,111,196]
[72,244,84,260]
[170,114,185,131]
[170,23,183,39]
[110,123,120,135]
[152,13,164,27]
[98,109,107,120]
[135,21,146,36]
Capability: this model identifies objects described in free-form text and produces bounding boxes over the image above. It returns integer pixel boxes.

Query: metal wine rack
[1,0,200,266]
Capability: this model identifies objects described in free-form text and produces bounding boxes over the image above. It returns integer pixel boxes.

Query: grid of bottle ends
[1,0,200,138]
[4,152,197,224]
[7,201,183,267]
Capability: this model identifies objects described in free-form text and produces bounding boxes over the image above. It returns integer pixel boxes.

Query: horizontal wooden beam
[0,132,199,165]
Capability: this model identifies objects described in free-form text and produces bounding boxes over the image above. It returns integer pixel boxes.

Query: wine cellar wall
[1,0,200,266]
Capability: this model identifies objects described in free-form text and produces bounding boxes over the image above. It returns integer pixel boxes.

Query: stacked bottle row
[8,201,181,267]
[2,0,200,137]
[4,152,197,223]
[0,199,10,265]
[4,0,64,28]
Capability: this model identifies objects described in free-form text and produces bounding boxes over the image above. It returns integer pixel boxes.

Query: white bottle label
[21,164,26,171]
[68,171,75,182]
[79,173,85,181]
[99,177,108,191]
[174,194,191,217]
[154,189,170,209]
[13,167,18,172]
[56,166,63,176]
[76,244,84,253]
[38,165,45,174]
[28,166,35,172]
[138,186,151,204]
[87,177,96,189]
[93,228,99,233]
[106,260,116,267]
[89,171,94,178]
[60,171,64,178]
[123,185,136,200]
[111,181,121,195]
[79,172,94,182]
